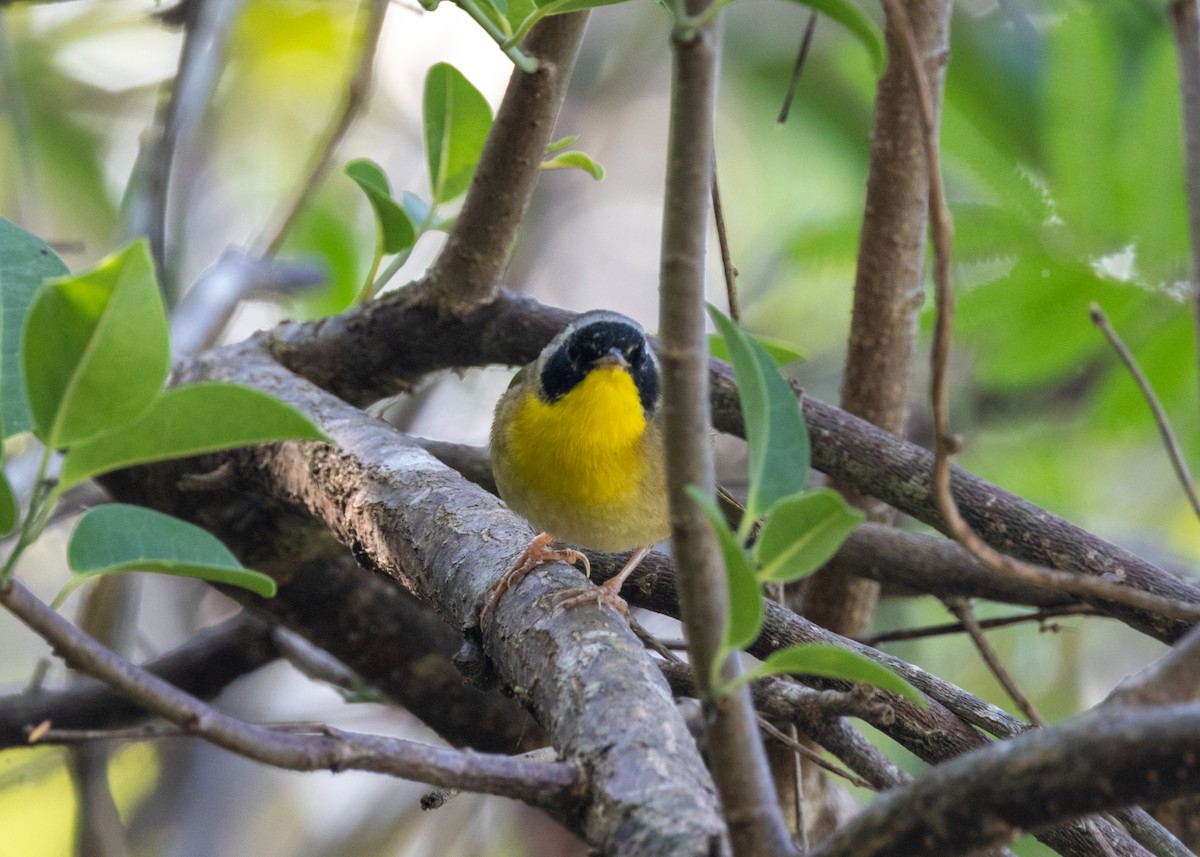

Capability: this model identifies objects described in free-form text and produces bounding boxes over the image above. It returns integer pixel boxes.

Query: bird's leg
[555,544,654,616]
[480,532,590,624]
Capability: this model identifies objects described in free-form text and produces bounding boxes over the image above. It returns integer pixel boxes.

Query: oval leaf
[541,150,606,181]
[707,304,810,524]
[0,217,69,438]
[742,643,925,706]
[24,240,168,447]
[60,382,329,491]
[708,332,805,367]
[687,486,763,660]
[344,158,417,254]
[754,488,864,583]
[68,504,275,598]
[782,0,885,74]
[423,63,494,204]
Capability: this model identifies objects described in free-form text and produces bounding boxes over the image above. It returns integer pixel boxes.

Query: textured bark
[262,290,1200,642]
[807,703,1200,857]
[415,14,588,314]
[803,0,953,638]
[658,8,793,855]
[168,341,727,857]
[418,440,1081,610]
[104,465,543,754]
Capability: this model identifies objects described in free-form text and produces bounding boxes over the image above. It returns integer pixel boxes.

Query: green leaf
[541,150,606,180]
[531,0,634,14]
[344,158,418,254]
[687,486,763,659]
[708,332,806,367]
[741,643,925,706]
[754,488,864,583]
[423,63,494,204]
[68,504,276,598]
[60,382,329,491]
[23,240,168,447]
[707,304,810,525]
[781,0,884,74]
[0,465,15,537]
[545,135,579,154]
[0,217,69,438]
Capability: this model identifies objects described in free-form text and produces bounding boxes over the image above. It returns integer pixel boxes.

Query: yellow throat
[506,365,649,510]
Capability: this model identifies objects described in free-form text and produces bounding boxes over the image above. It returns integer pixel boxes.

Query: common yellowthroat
[487,310,669,615]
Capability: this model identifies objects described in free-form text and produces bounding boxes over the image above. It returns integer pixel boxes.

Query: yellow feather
[506,367,647,508]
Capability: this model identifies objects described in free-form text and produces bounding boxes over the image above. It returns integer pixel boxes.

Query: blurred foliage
[0,744,160,856]
[0,0,1197,854]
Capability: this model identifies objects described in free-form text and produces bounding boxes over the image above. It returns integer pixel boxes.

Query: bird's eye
[628,343,643,362]
[567,343,581,361]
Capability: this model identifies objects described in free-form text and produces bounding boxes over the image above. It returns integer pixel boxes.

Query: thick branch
[414,14,588,314]
[418,438,1080,609]
[171,341,727,857]
[804,0,953,637]
[104,465,543,753]
[807,703,1200,857]
[0,579,580,813]
[260,290,1200,642]
[586,550,1149,857]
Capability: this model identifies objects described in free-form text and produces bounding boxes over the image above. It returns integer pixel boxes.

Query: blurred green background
[0,0,1195,854]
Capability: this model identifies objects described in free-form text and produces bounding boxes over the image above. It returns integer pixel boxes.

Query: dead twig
[1090,302,1200,523]
[944,597,1045,727]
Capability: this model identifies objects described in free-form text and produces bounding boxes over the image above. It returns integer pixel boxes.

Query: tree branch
[0,614,276,750]
[255,290,1200,641]
[807,703,1200,857]
[802,0,952,638]
[0,579,581,814]
[413,13,588,314]
[658,3,792,853]
[166,341,728,857]
[253,0,389,258]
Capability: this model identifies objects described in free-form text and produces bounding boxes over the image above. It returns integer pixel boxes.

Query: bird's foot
[480,533,590,624]
[555,575,630,616]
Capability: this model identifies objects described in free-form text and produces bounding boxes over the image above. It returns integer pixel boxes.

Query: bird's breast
[504,367,650,510]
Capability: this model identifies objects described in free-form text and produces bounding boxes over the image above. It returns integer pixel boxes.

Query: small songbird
[487,310,669,615]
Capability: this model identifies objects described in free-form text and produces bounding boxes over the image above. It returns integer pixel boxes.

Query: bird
[485,310,669,617]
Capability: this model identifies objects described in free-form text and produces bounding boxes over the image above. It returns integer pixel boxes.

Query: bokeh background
[0,0,1195,854]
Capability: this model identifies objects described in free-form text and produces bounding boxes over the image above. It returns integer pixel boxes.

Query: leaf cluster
[0,219,326,599]
[696,306,922,706]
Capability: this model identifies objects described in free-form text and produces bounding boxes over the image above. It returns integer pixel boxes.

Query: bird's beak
[595,348,630,369]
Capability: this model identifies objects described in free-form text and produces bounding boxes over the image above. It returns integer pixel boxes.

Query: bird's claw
[480,533,591,624]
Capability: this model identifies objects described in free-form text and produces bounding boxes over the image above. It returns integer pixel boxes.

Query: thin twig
[777,11,818,124]
[880,0,1200,636]
[0,578,581,813]
[944,597,1045,727]
[1090,302,1200,522]
[149,0,247,298]
[630,617,685,664]
[756,715,872,790]
[255,0,389,258]
[711,153,740,323]
[857,604,1098,647]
